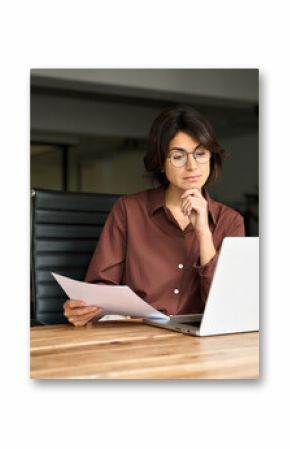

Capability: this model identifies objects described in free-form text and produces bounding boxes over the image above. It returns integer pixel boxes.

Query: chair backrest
[31,189,121,325]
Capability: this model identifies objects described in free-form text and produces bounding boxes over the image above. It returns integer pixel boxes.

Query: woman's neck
[165,184,184,208]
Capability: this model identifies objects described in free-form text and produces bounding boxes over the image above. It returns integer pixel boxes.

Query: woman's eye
[172,152,185,159]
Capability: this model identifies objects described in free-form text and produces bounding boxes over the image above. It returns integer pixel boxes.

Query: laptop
[144,237,259,336]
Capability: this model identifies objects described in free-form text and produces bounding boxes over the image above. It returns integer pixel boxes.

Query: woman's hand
[63,299,104,327]
[181,188,210,236]
[181,188,216,265]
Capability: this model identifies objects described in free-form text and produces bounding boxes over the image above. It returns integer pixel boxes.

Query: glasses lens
[170,150,187,167]
[195,148,211,163]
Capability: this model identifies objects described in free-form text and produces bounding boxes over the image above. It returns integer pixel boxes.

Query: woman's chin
[181,179,202,189]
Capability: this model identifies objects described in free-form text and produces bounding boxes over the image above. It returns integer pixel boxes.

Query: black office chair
[30,189,121,325]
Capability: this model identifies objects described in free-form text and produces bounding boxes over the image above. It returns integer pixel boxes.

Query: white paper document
[51,272,169,322]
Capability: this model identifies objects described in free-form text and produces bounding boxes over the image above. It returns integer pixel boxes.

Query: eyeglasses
[167,146,211,168]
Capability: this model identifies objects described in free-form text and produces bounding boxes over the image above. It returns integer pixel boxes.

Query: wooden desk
[30,321,259,379]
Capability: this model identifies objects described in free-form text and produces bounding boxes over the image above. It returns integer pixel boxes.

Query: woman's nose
[185,153,198,170]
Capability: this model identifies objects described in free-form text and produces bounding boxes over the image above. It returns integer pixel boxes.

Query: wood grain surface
[30,321,259,379]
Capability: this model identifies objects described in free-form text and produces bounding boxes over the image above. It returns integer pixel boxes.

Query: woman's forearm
[196,229,216,266]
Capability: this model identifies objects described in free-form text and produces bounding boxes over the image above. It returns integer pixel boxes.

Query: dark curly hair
[144,105,225,188]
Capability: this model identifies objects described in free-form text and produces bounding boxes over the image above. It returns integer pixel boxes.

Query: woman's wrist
[195,226,212,241]
[196,227,216,266]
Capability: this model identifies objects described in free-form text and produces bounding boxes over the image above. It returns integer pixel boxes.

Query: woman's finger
[69,306,101,317]
[181,197,200,210]
[68,299,87,308]
[184,200,204,215]
[181,198,193,212]
[72,312,102,327]
[181,188,202,199]
[182,198,204,214]
[71,318,90,327]
[64,305,90,319]
[186,204,202,216]
[68,309,101,326]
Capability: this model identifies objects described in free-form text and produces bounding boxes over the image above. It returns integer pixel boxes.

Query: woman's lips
[183,176,201,181]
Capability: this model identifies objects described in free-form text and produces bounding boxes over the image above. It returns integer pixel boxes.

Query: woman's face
[164,131,211,192]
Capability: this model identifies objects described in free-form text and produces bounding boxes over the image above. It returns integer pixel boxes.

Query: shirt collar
[148,186,218,225]
[148,186,166,216]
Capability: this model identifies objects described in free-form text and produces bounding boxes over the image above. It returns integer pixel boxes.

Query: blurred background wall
[30,68,258,235]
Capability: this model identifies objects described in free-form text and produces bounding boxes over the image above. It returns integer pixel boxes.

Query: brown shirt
[85,187,245,315]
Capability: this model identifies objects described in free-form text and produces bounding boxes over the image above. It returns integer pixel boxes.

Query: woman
[63,105,245,326]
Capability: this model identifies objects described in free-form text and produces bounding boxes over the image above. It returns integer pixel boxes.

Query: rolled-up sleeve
[84,197,127,285]
[194,211,245,305]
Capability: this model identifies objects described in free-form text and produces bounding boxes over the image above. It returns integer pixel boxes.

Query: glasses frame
[167,144,212,168]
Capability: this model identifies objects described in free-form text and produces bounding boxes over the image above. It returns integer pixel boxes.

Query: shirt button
[178,264,183,269]
[174,289,179,294]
